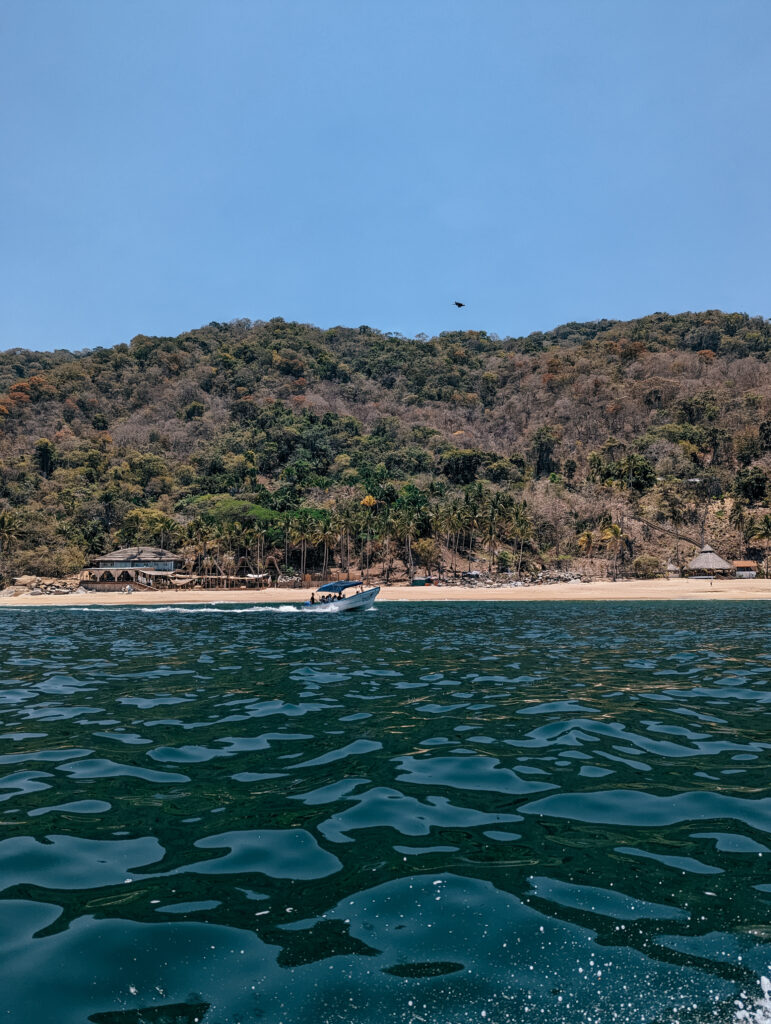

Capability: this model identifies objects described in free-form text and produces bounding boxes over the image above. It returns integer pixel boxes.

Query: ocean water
[0,600,770,1024]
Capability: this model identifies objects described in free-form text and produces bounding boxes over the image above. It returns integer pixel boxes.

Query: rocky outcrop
[0,576,86,597]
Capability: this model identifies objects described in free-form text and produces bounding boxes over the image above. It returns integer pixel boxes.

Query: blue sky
[2,0,770,352]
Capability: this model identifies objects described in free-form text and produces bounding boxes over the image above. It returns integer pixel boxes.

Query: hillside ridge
[1,309,770,581]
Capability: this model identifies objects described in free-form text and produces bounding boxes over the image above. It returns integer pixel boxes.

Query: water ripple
[1,600,770,1022]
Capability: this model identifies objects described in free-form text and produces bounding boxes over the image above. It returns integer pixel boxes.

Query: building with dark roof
[93,547,183,572]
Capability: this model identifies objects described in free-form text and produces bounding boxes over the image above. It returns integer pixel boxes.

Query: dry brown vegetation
[2,310,771,581]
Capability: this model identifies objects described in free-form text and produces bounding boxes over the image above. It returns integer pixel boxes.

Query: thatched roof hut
[686,544,733,574]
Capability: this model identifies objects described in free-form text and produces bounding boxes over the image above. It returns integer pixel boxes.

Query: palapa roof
[686,544,733,572]
[732,560,758,569]
[96,546,182,562]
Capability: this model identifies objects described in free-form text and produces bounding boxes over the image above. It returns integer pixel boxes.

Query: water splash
[139,603,302,614]
[735,977,771,1023]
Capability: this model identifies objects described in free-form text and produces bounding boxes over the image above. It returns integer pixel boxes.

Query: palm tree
[391,506,420,580]
[460,497,482,571]
[312,515,337,580]
[289,509,318,579]
[381,508,401,582]
[482,492,510,573]
[336,502,359,575]
[445,498,463,574]
[601,522,629,580]
[752,513,771,578]
[156,514,179,552]
[0,509,20,556]
[211,523,230,582]
[576,530,595,558]
[251,526,267,575]
[224,520,246,564]
[278,512,293,571]
[510,502,534,578]
[183,517,209,574]
[360,494,377,581]
[730,499,757,558]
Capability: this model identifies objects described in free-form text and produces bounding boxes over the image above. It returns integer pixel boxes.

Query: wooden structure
[685,544,733,576]
[93,547,184,572]
[80,545,273,591]
[732,560,758,579]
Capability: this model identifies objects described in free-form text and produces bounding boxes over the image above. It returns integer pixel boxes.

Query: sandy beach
[0,577,770,607]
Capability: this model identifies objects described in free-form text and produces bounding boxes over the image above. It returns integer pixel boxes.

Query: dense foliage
[2,310,771,581]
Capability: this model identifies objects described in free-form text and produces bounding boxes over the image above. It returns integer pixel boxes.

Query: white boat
[303,580,380,612]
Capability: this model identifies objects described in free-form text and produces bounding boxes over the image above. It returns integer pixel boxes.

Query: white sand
[0,577,769,607]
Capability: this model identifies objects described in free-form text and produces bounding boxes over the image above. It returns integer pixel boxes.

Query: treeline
[2,310,771,581]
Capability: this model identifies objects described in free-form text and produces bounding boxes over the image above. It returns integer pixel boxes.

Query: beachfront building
[79,545,273,592]
[81,547,186,591]
[93,547,184,572]
[732,560,758,579]
[685,544,733,576]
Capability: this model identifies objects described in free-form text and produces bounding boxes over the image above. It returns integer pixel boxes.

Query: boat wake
[139,604,302,615]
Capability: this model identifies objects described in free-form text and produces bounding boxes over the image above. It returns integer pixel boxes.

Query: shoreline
[0,577,770,607]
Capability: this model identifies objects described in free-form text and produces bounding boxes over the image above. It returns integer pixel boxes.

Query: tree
[601,522,629,579]
[360,494,377,581]
[729,499,757,558]
[510,502,534,578]
[658,488,687,562]
[441,449,482,485]
[118,508,180,549]
[616,454,656,493]
[413,537,441,575]
[391,506,421,580]
[752,514,771,578]
[312,515,337,579]
[576,530,595,558]
[529,426,560,478]
[734,467,768,505]
[289,508,319,578]
[759,419,771,452]
[34,439,57,478]
[496,549,515,572]
[481,491,511,573]
[0,509,20,556]
[632,555,662,578]
[459,494,483,571]
[734,431,762,468]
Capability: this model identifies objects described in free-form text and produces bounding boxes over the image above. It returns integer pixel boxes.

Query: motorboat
[303,580,380,611]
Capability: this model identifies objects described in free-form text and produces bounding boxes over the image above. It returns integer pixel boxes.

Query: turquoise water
[1,601,770,1024]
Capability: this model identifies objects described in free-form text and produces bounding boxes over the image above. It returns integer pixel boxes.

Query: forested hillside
[2,310,771,581]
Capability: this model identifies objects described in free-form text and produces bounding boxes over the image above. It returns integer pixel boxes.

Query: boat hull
[304,586,380,612]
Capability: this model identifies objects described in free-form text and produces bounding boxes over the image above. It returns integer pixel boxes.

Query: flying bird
[454,301,465,308]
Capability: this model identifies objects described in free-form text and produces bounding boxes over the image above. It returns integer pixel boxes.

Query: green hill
[2,310,771,581]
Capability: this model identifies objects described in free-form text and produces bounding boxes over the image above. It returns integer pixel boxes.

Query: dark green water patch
[1,601,770,1023]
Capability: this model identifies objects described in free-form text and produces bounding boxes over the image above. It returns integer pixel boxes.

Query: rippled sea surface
[1,601,771,1024]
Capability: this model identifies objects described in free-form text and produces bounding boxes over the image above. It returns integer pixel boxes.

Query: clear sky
[2,0,770,352]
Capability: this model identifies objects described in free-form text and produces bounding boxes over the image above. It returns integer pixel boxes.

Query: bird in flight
[454,301,465,308]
